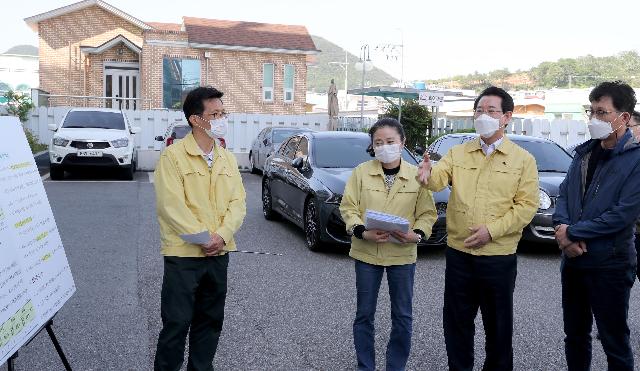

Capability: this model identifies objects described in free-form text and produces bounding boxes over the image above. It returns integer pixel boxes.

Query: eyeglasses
[585,109,618,117]
[474,109,503,115]
[202,111,228,120]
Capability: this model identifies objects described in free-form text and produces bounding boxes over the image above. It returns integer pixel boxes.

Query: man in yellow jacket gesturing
[417,86,538,371]
[153,87,246,371]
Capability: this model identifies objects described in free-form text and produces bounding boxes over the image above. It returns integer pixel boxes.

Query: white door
[105,64,140,110]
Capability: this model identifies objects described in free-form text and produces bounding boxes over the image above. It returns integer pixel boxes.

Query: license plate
[77,150,103,157]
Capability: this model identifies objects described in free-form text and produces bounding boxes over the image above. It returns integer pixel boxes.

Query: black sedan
[261,131,449,251]
[426,133,572,244]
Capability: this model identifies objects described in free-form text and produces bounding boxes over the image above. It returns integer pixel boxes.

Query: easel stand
[6,318,72,371]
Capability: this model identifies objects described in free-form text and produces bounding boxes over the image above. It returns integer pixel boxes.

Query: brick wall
[38,5,142,107]
[142,32,308,114]
[37,6,310,114]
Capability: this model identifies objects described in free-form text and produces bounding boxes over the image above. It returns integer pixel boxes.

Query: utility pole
[328,50,349,110]
[359,44,371,125]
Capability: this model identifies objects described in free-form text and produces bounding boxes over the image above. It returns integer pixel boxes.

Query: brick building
[25,0,319,114]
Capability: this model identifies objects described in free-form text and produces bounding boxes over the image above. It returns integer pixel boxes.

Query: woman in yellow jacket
[340,118,437,371]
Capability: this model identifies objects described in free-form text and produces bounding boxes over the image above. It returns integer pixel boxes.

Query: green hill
[426,50,640,90]
[308,36,396,93]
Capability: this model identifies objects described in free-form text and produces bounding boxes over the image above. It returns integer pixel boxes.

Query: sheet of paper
[364,209,410,244]
[179,231,210,245]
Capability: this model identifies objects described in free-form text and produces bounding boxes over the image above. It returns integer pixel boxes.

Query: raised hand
[416,152,432,185]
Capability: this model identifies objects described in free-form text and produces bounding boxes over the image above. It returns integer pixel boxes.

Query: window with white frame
[283,64,295,102]
[263,63,274,101]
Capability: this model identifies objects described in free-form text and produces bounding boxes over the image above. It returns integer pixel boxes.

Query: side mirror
[48,124,57,131]
[291,157,304,169]
[415,146,425,156]
[263,138,269,146]
[155,136,164,141]
[429,151,442,161]
[130,126,142,134]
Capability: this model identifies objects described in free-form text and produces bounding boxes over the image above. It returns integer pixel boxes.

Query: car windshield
[62,111,126,130]
[173,126,191,139]
[513,140,572,173]
[273,129,305,143]
[313,136,417,168]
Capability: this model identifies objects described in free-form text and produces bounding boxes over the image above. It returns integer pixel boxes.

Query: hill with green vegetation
[425,51,640,91]
[307,36,396,93]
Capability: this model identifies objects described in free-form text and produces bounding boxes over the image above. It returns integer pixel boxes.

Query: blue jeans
[353,260,416,371]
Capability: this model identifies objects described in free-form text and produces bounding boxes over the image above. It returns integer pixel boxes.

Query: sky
[5,0,640,81]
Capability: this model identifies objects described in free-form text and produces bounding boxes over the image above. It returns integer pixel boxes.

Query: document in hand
[364,209,410,244]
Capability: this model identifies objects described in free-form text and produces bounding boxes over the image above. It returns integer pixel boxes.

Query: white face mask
[588,114,623,140]
[374,143,402,164]
[195,117,227,139]
[474,114,503,138]
[207,118,227,139]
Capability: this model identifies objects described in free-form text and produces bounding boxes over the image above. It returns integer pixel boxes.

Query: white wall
[0,55,39,91]
[25,106,594,170]
[435,117,590,148]
[24,107,330,170]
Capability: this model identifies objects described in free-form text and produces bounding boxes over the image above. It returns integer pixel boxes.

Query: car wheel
[49,165,64,180]
[121,165,134,181]
[304,198,322,252]
[249,152,259,174]
[262,179,279,220]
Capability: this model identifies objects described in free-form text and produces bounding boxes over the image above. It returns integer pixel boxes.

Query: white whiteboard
[0,117,76,364]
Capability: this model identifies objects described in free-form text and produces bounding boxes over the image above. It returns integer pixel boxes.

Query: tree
[379,99,432,151]
[0,81,11,92]
[4,90,34,123]
[3,90,44,153]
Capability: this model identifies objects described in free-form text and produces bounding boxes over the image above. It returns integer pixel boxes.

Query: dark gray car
[249,127,313,173]
[262,131,449,251]
[427,133,573,245]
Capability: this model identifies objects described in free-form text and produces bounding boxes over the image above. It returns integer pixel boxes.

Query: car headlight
[539,189,552,210]
[325,193,342,205]
[52,136,69,147]
[111,138,129,148]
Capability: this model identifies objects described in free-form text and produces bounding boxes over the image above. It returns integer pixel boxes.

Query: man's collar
[467,136,511,154]
[185,133,218,157]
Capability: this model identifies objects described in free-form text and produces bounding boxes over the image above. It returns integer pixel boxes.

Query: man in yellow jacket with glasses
[153,86,246,371]
[417,86,538,371]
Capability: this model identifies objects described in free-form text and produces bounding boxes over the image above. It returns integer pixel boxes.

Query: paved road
[3,171,640,370]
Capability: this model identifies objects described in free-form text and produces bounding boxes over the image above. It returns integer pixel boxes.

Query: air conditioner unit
[204,51,213,58]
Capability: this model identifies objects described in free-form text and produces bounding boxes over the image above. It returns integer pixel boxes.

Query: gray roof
[4,45,38,56]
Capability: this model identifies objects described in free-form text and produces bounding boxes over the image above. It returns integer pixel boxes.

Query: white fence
[24,107,330,170]
[435,117,590,148]
[24,106,592,170]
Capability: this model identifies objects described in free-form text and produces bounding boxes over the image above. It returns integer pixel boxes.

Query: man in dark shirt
[553,81,640,371]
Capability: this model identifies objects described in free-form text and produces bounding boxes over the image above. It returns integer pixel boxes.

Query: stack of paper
[364,209,410,244]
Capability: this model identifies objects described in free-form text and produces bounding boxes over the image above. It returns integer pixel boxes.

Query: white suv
[48,108,141,180]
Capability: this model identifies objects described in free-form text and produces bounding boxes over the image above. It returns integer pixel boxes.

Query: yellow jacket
[154,133,247,257]
[426,137,538,255]
[340,160,437,266]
